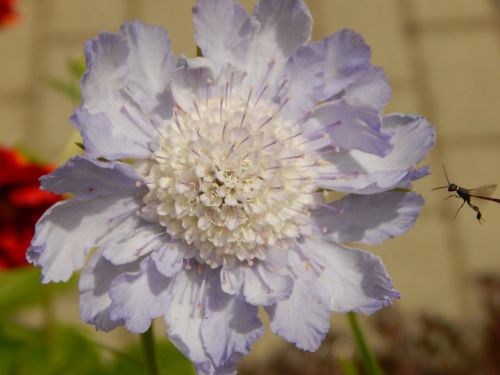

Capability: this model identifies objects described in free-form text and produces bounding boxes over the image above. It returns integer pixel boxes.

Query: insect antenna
[442,164,451,185]
[431,164,451,190]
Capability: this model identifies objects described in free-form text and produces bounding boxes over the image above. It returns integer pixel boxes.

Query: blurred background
[0,0,499,374]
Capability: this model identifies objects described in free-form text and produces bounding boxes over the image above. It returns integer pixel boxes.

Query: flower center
[142,88,321,267]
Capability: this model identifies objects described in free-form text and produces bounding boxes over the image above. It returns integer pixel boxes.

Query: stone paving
[1,0,499,361]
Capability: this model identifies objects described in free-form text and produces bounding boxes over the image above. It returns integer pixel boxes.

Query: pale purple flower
[28,0,434,373]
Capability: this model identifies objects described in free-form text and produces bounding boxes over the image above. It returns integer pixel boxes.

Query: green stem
[347,312,383,375]
[141,326,160,375]
[338,357,359,375]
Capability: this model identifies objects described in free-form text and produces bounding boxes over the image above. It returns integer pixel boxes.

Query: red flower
[0,0,17,28]
[0,147,61,270]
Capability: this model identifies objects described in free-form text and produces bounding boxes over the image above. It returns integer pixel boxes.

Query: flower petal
[304,99,391,156]
[193,0,251,70]
[201,275,263,367]
[71,107,153,160]
[171,60,215,112]
[345,66,391,110]
[78,32,157,159]
[119,21,177,119]
[151,242,189,278]
[245,0,312,86]
[280,44,325,122]
[164,268,215,374]
[81,32,129,112]
[306,239,400,314]
[265,249,330,351]
[27,195,139,283]
[40,156,143,200]
[101,222,165,265]
[313,29,371,99]
[252,0,312,60]
[78,23,176,160]
[314,191,424,245]
[317,114,435,193]
[221,261,293,306]
[79,248,140,331]
[109,257,173,333]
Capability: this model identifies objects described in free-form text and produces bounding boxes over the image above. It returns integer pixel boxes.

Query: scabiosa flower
[0,147,60,269]
[28,0,435,373]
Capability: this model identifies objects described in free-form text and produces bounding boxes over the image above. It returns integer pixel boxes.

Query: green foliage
[0,320,195,375]
[48,57,86,103]
[0,267,72,316]
[0,265,194,375]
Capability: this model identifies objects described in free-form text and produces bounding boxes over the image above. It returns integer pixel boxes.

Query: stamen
[272,79,289,100]
[258,97,290,130]
[253,84,268,109]
[219,97,224,122]
[193,99,201,119]
[260,140,277,151]
[239,88,253,127]
[279,154,304,161]
[174,112,185,135]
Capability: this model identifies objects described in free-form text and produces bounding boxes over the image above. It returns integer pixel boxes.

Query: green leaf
[391,188,413,193]
[0,267,75,317]
[68,57,86,78]
[48,78,80,102]
[196,46,203,57]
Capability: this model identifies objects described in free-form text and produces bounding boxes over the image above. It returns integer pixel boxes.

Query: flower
[0,0,17,28]
[0,147,60,269]
[28,0,435,373]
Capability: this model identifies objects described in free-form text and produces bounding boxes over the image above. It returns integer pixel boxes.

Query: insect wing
[468,184,500,217]
[468,184,497,198]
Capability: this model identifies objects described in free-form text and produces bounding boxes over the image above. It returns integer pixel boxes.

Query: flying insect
[432,165,500,223]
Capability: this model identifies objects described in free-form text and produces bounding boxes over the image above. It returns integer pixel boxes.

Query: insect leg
[444,194,458,201]
[453,200,467,219]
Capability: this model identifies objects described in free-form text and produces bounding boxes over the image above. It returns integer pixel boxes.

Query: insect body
[432,165,500,223]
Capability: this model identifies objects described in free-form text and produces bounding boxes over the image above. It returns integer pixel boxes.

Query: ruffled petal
[119,21,176,119]
[313,29,371,99]
[79,248,140,331]
[151,242,190,278]
[78,32,155,159]
[80,32,129,112]
[77,22,176,160]
[317,114,435,193]
[27,195,140,283]
[306,239,400,314]
[193,0,251,70]
[304,99,391,156]
[171,60,215,112]
[109,257,173,333]
[40,156,143,200]
[201,275,263,367]
[164,268,215,374]
[195,0,311,88]
[265,249,330,351]
[252,0,312,60]
[314,191,424,245]
[245,0,312,86]
[280,44,325,122]
[344,66,391,110]
[101,222,165,265]
[71,107,153,160]
[220,261,293,306]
